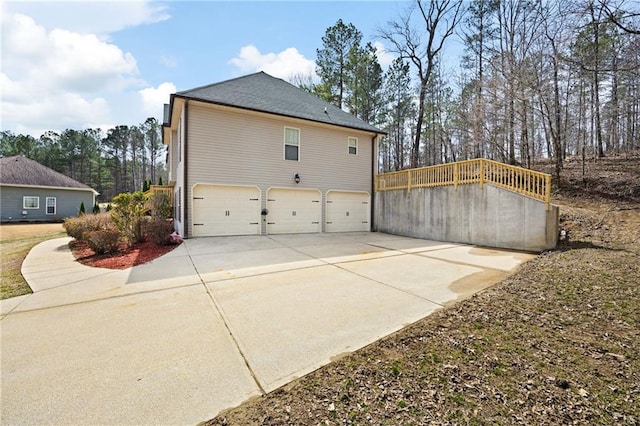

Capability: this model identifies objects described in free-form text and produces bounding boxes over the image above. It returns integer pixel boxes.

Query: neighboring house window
[284,127,300,161]
[46,197,56,215]
[348,137,358,155]
[23,196,39,209]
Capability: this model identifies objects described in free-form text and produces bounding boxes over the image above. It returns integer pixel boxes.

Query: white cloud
[372,41,397,70]
[229,45,317,82]
[0,11,141,136]
[139,82,177,117]
[4,1,169,35]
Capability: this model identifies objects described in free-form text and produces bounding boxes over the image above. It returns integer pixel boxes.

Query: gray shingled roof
[0,156,96,192]
[175,72,383,134]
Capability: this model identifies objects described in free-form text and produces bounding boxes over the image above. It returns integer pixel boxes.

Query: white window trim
[284,127,300,161]
[23,196,39,209]
[348,137,358,155]
[46,197,56,215]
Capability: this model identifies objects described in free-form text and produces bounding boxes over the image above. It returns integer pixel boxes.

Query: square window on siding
[284,127,300,161]
[23,196,39,209]
[348,137,358,155]
[46,197,56,215]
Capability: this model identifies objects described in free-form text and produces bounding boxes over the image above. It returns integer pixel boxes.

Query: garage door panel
[326,191,370,233]
[193,185,260,237]
[267,188,321,234]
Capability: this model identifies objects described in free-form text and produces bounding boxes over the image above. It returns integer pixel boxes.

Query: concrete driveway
[1,232,534,425]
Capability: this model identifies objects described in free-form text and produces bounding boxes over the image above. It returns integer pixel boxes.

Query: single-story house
[0,156,98,222]
[162,71,385,238]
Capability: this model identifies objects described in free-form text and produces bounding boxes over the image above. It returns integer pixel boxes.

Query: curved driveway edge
[1,233,534,424]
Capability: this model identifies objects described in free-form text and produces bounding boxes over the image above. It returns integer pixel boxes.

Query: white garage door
[326,191,370,232]
[192,185,260,237]
[266,188,321,234]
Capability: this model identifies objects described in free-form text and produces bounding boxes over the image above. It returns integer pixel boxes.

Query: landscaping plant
[145,191,174,245]
[110,191,147,247]
[83,229,120,255]
[63,213,115,240]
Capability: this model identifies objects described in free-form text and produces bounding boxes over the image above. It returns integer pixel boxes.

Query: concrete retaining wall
[374,184,559,252]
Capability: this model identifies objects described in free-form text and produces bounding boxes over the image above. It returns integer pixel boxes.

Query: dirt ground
[207,155,640,425]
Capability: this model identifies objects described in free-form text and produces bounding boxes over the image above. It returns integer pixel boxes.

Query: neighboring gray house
[0,156,98,222]
[162,71,385,238]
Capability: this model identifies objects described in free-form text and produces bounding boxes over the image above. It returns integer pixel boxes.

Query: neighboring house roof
[171,72,384,134]
[0,156,97,193]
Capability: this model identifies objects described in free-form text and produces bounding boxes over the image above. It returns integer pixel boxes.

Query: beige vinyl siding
[185,101,374,236]
[169,129,178,182]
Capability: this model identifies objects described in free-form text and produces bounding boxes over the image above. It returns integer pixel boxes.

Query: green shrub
[158,176,163,186]
[64,213,114,240]
[144,218,175,245]
[149,191,172,220]
[79,201,86,216]
[111,192,147,247]
[84,229,120,255]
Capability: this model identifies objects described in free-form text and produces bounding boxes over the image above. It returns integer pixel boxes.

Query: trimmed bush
[84,229,120,255]
[79,201,86,216]
[149,191,172,220]
[63,213,114,240]
[111,192,147,247]
[144,218,175,245]
[92,202,101,214]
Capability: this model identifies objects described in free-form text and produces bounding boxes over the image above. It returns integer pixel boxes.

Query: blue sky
[2,1,464,137]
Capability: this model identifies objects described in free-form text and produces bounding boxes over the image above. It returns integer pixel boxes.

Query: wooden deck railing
[375,159,552,209]
[144,185,174,210]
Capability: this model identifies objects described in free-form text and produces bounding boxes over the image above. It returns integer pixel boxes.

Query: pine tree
[316,19,362,109]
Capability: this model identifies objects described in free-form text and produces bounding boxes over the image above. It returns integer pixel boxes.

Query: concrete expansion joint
[264,237,446,307]
[25,270,121,293]
[1,284,201,316]
[414,252,512,273]
[330,261,445,308]
[184,242,267,396]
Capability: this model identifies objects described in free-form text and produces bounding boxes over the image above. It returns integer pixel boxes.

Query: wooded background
[2,0,638,200]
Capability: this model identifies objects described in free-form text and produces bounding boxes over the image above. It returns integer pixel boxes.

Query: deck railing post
[454,163,459,189]
[407,169,412,193]
[545,174,551,210]
[479,159,485,189]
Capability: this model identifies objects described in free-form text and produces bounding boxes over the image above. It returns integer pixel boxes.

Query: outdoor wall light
[294,173,301,184]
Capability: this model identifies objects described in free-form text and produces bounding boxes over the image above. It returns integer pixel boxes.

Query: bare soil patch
[207,156,640,425]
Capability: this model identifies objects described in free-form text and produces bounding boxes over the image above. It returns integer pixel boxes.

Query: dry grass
[1,223,65,299]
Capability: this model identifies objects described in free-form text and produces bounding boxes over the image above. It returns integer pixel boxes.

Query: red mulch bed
[69,239,181,269]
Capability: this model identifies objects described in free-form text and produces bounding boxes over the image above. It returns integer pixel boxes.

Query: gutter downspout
[184,101,189,238]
